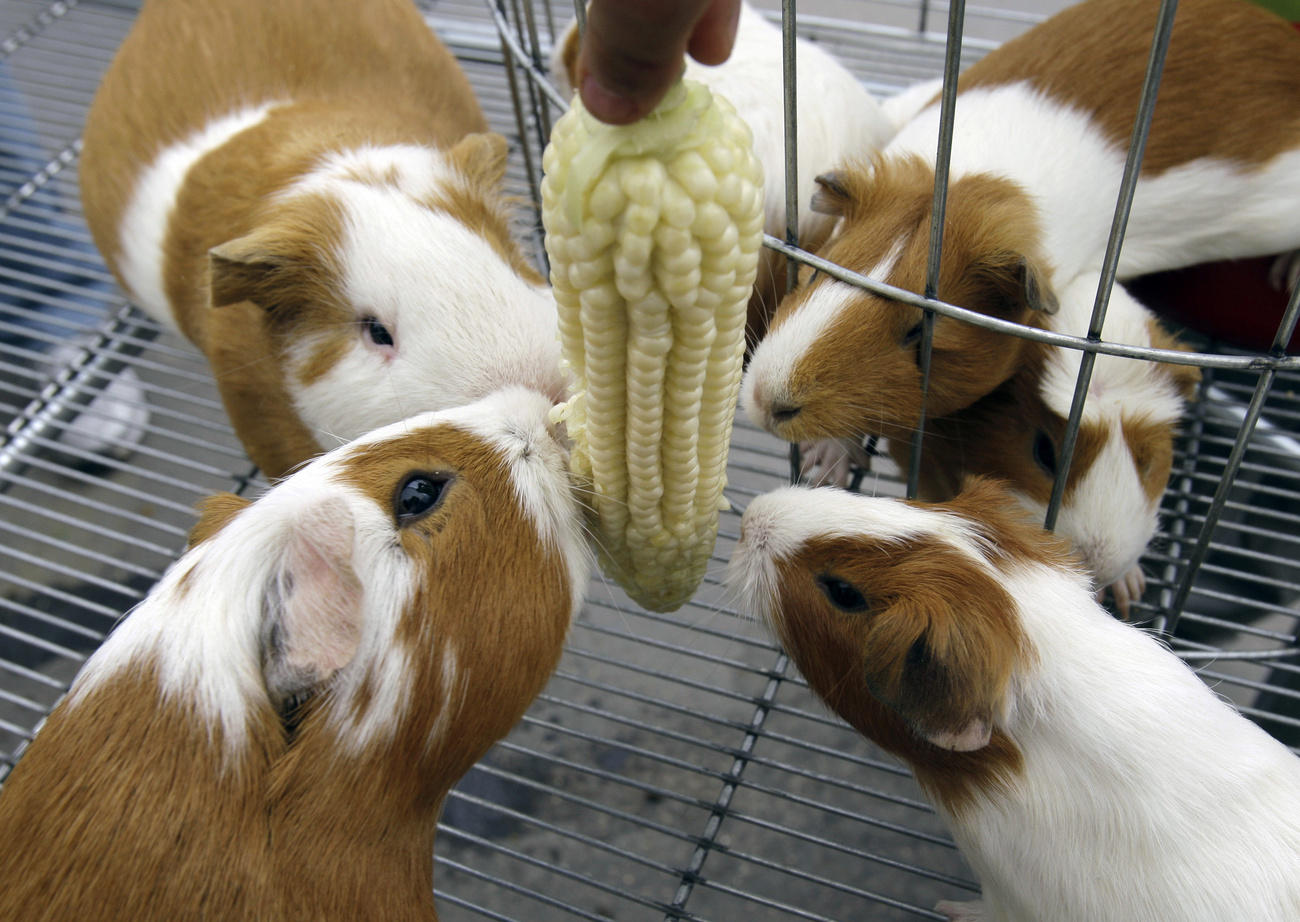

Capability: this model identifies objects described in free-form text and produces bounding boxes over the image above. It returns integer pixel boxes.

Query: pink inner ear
[924,719,993,752]
[281,499,364,680]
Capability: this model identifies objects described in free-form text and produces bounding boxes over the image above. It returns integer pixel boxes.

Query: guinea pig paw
[799,437,867,488]
[1268,249,1300,293]
[934,899,987,921]
[1100,565,1147,620]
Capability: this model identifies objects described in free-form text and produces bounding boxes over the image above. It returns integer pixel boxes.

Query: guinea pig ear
[209,229,287,309]
[972,252,1059,319]
[864,594,1018,752]
[261,496,364,710]
[448,132,510,190]
[188,492,253,550]
[811,172,853,216]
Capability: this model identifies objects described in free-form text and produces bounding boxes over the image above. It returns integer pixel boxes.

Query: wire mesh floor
[1,1,1297,919]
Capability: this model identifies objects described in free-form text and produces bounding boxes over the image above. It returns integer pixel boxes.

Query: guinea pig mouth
[546,413,574,462]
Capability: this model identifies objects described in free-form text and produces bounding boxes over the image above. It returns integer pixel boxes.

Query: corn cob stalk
[541,79,764,612]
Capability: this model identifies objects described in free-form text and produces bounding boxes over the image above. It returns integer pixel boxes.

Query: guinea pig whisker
[378,359,413,440]
[212,352,282,378]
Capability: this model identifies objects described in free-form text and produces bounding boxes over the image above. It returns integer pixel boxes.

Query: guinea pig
[888,276,1201,617]
[550,0,898,350]
[0,387,590,922]
[79,0,564,480]
[742,0,1300,447]
[727,477,1300,922]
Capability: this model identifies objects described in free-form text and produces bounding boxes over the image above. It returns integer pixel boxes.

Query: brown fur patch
[768,157,1055,442]
[0,662,283,919]
[1145,316,1202,401]
[959,0,1300,173]
[768,480,1062,815]
[206,300,328,479]
[1123,414,1176,507]
[188,492,254,549]
[896,320,1195,512]
[894,363,1109,507]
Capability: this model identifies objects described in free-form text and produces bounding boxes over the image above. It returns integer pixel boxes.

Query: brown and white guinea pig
[550,0,899,350]
[888,277,1201,617]
[0,387,590,922]
[742,0,1300,447]
[80,0,563,480]
[727,477,1300,922]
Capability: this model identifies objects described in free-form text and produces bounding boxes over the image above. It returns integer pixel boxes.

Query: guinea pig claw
[1101,565,1148,620]
[798,437,871,489]
[934,899,988,921]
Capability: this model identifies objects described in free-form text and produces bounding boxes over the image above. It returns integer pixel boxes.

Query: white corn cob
[541,79,764,612]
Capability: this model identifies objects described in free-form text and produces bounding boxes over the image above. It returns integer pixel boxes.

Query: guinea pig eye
[1032,430,1058,477]
[363,316,394,347]
[394,472,451,524]
[816,573,869,613]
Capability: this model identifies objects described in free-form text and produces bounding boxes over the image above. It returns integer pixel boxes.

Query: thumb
[578,0,741,125]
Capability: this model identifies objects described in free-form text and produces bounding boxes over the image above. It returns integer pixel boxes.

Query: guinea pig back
[79,0,563,479]
[0,387,590,922]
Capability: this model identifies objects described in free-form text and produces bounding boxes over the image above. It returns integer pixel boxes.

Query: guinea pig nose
[770,402,803,424]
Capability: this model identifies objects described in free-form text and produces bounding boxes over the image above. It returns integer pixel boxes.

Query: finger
[687,0,741,65]
[578,0,731,124]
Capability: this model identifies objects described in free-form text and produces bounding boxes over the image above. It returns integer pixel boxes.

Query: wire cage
[0,0,1297,920]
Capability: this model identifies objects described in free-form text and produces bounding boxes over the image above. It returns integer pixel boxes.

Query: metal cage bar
[0,1,1297,920]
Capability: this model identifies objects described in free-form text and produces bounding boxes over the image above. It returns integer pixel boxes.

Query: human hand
[577,0,741,124]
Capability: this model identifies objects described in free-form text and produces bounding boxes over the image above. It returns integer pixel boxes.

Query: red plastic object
[1126,256,1299,355]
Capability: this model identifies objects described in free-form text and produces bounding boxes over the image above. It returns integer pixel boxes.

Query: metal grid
[0,1,1296,920]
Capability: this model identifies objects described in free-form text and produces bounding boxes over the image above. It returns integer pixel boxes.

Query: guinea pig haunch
[80,0,563,479]
[727,478,1300,922]
[0,387,591,922]
[742,0,1300,446]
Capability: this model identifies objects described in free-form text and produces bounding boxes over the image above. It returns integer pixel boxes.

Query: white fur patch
[1124,148,1300,273]
[287,144,452,202]
[1039,277,1185,425]
[116,103,279,324]
[67,447,416,756]
[961,561,1300,921]
[885,81,1300,295]
[279,147,562,448]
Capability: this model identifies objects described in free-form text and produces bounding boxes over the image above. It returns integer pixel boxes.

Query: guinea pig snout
[743,369,801,438]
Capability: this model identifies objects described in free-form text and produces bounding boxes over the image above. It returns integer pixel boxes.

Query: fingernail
[580,73,648,125]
